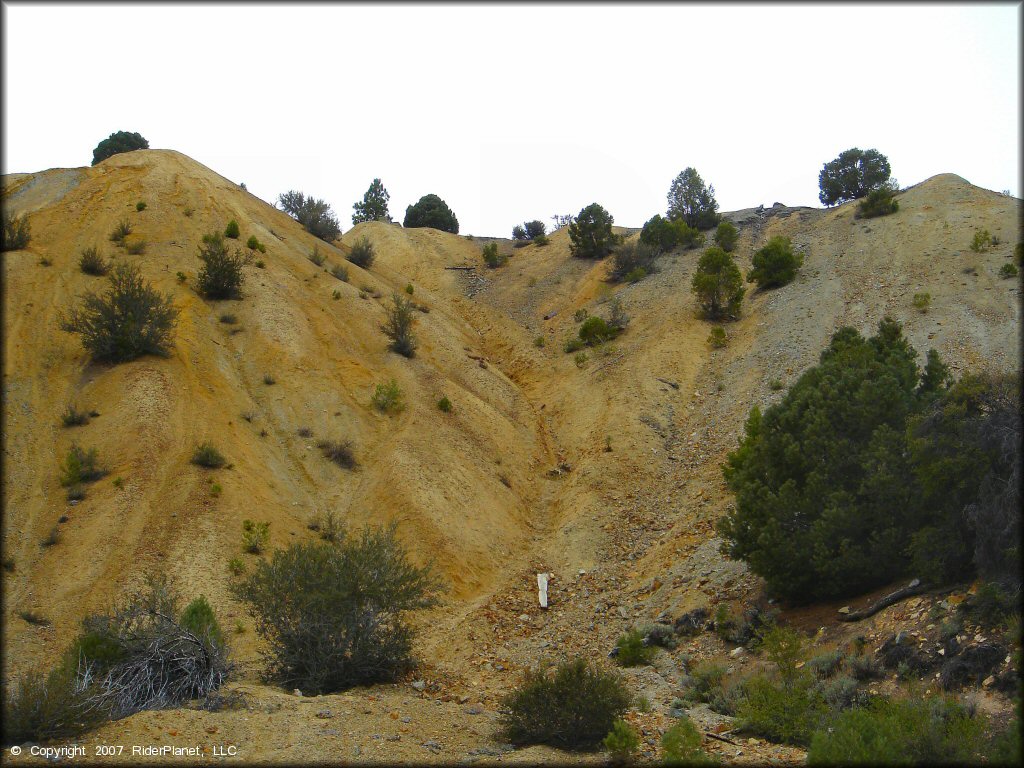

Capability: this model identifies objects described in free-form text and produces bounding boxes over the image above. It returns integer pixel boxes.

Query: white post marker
[537,572,550,609]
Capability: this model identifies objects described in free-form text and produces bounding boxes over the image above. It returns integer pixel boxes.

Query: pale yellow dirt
[2,151,1020,764]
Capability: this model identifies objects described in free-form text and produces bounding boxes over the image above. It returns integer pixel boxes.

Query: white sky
[2,2,1020,237]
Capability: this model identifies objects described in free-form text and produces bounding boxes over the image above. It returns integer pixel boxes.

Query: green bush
[818,148,892,206]
[125,239,146,255]
[807,650,845,680]
[681,662,727,704]
[524,220,546,239]
[179,595,225,647]
[958,581,1016,629]
[615,629,655,666]
[109,219,133,245]
[735,673,828,746]
[672,219,705,249]
[403,193,459,233]
[532,233,549,246]
[228,557,246,576]
[437,396,452,413]
[668,167,720,230]
[691,246,745,320]
[639,214,678,253]
[970,229,992,253]
[191,442,226,468]
[564,336,585,353]
[855,185,899,219]
[278,190,342,242]
[197,232,250,300]
[708,326,727,348]
[912,292,931,312]
[578,316,618,346]
[381,293,418,358]
[79,246,110,276]
[330,263,349,282]
[245,235,262,251]
[610,241,656,281]
[232,526,441,694]
[317,439,357,469]
[61,404,90,427]
[568,203,620,259]
[806,695,987,765]
[999,262,1018,279]
[602,719,639,762]
[136,201,147,212]
[717,318,953,602]
[351,178,392,224]
[662,715,718,765]
[748,236,803,289]
[60,443,107,486]
[714,220,739,252]
[347,236,375,268]
[1,212,31,251]
[482,242,506,268]
[371,379,405,413]
[499,658,632,750]
[309,245,325,266]
[91,130,149,165]
[242,520,270,554]
[1,665,105,746]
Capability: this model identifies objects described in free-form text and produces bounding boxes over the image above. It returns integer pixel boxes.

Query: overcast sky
[2,2,1020,236]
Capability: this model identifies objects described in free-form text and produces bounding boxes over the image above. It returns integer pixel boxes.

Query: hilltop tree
[639,214,677,253]
[352,178,392,224]
[278,190,342,242]
[818,148,892,206]
[691,246,744,320]
[568,203,619,259]
[91,131,149,166]
[403,194,459,234]
[667,168,720,231]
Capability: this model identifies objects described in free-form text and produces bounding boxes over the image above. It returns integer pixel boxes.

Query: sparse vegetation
[708,326,728,348]
[499,658,632,750]
[912,292,932,313]
[191,442,226,469]
[278,190,342,242]
[219,313,237,324]
[60,263,178,361]
[855,184,899,219]
[748,236,803,289]
[125,239,147,255]
[61,404,90,427]
[197,232,250,299]
[610,241,656,282]
[482,242,506,268]
[309,245,325,266]
[662,715,717,765]
[242,520,270,555]
[79,246,110,276]
[60,443,107,487]
[2,212,31,251]
[381,293,418,358]
[371,379,405,413]
[347,236,375,268]
[228,557,246,576]
[999,262,1018,279]
[317,439,357,469]
[437,396,452,413]
[970,229,993,253]
[109,219,133,245]
[330,263,349,281]
[603,719,640,762]
[136,201,147,212]
[232,525,441,694]
[615,629,655,667]
[263,373,276,385]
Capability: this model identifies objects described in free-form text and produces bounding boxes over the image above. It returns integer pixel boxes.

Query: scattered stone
[464,705,484,715]
[838,606,850,615]
[316,710,332,719]
[293,689,302,697]
[422,739,442,751]
[730,647,745,658]
[411,680,426,691]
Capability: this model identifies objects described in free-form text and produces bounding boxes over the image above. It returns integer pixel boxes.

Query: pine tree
[352,178,392,224]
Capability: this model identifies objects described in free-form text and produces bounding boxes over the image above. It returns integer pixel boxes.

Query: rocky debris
[411,680,426,692]
[315,709,332,719]
[939,642,1006,690]
[675,607,711,636]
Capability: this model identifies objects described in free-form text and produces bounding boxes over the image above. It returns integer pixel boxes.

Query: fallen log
[704,731,738,746]
[444,265,477,270]
[838,578,927,622]
[656,377,680,389]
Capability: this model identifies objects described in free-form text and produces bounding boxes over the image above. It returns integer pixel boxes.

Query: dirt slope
[2,152,1020,764]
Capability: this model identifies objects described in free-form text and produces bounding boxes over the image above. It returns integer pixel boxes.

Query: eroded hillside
[2,152,1020,763]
